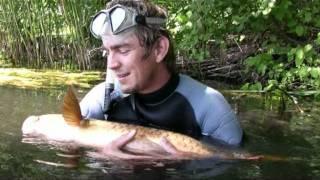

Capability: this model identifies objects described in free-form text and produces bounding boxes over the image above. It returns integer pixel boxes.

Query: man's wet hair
[106,0,176,74]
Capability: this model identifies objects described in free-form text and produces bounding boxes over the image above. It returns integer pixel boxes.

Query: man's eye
[119,49,130,54]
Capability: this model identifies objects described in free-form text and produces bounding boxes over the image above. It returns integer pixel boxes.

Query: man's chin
[119,85,136,94]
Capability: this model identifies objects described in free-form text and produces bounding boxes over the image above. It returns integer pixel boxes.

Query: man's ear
[154,36,169,63]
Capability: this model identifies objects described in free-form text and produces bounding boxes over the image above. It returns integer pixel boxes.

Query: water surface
[0,86,319,179]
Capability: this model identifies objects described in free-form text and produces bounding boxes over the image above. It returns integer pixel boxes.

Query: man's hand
[100,130,158,159]
[159,137,201,159]
[88,130,200,160]
[87,130,154,160]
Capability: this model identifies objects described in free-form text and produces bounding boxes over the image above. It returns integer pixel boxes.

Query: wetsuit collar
[135,74,179,104]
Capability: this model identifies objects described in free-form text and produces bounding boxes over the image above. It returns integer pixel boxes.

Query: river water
[0,85,319,179]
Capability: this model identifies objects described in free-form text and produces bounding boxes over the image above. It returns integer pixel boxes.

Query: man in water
[80,0,243,159]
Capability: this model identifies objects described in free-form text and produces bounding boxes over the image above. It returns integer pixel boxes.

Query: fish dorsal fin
[62,86,82,126]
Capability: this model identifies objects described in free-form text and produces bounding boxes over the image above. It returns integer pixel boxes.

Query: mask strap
[145,17,166,26]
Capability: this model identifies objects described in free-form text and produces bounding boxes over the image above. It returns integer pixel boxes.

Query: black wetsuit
[80,74,243,145]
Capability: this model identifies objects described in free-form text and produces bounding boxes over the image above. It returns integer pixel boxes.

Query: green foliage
[165,0,261,60]
[242,42,320,91]
[159,0,320,92]
[0,0,319,92]
[238,0,320,92]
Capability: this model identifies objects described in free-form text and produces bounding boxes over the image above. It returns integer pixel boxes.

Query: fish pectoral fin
[124,139,169,156]
[62,86,82,126]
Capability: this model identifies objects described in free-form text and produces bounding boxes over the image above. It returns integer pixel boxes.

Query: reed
[0,0,105,70]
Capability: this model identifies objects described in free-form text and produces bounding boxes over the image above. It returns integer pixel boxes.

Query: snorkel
[103,57,114,119]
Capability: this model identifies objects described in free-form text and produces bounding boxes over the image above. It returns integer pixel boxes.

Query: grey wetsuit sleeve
[79,82,105,119]
[200,91,243,145]
[177,75,243,145]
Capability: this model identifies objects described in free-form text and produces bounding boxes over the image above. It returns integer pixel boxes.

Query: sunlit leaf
[295,48,304,67]
[251,82,262,91]
[298,66,308,79]
[304,44,313,52]
[310,67,320,78]
[240,83,250,90]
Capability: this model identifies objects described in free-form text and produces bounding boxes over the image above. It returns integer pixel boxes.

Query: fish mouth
[21,116,39,135]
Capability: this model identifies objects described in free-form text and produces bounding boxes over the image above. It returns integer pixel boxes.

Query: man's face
[102,31,159,94]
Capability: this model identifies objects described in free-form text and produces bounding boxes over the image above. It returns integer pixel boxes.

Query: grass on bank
[0,68,104,90]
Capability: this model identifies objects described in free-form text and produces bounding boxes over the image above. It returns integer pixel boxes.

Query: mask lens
[110,7,126,33]
[91,12,108,38]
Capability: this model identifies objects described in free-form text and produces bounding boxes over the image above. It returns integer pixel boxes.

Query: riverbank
[0,68,103,90]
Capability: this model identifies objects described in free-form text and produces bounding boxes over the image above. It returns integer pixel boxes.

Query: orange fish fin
[79,120,90,128]
[62,86,82,126]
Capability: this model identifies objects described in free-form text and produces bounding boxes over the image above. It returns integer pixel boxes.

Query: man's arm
[202,111,243,146]
[200,91,243,146]
[175,75,243,146]
[80,82,107,120]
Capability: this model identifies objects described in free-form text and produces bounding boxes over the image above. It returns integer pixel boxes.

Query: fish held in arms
[21,87,274,160]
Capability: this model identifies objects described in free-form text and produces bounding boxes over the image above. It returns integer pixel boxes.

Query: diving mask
[90,4,166,38]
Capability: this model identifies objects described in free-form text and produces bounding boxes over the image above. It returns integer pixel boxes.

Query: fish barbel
[22,87,216,158]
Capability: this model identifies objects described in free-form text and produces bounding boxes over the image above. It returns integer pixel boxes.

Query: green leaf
[316,33,320,45]
[258,64,267,75]
[295,48,304,67]
[304,12,312,23]
[304,44,313,52]
[273,9,285,21]
[251,82,263,91]
[287,19,297,28]
[298,67,308,79]
[315,19,320,28]
[264,81,277,91]
[310,67,320,78]
[295,25,304,36]
[240,83,250,90]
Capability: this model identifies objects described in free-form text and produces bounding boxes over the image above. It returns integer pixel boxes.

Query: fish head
[21,114,67,136]
[21,115,40,135]
[22,114,78,141]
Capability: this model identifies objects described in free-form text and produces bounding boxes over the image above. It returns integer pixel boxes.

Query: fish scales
[77,119,214,156]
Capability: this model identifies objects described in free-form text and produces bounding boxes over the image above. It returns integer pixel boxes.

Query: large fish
[22,87,276,160]
[22,87,217,159]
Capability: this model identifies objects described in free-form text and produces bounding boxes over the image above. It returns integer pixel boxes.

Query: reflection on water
[0,86,319,179]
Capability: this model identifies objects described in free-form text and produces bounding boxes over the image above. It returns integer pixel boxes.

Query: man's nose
[107,53,120,69]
